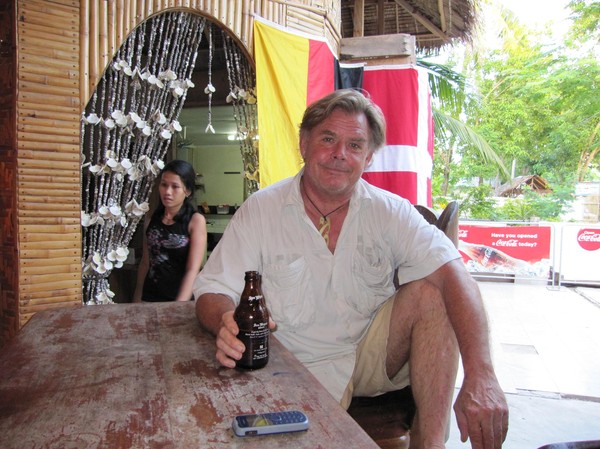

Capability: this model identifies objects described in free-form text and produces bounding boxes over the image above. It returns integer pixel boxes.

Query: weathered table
[0,302,379,449]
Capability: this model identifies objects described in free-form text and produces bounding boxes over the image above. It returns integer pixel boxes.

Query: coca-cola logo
[577,228,600,251]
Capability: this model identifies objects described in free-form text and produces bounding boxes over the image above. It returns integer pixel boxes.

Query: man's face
[300,108,374,198]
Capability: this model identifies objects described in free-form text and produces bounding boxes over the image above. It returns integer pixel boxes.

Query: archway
[80,10,256,305]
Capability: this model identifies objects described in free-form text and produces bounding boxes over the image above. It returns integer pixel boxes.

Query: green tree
[423,0,598,220]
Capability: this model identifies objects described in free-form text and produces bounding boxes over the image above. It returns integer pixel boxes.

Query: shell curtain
[80,11,259,305]
[80,12,206,305]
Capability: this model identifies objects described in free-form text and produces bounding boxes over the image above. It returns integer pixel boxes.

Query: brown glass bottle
[234,271,269,369]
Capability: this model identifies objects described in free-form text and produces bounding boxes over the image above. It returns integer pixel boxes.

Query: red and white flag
[361,65,433,206]
[255,19,433,205]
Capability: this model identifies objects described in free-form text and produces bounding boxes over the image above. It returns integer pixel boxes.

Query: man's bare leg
[386,280,459,449]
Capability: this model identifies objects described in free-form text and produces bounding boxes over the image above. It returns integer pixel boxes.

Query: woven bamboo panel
[79,0,341,107]
[16,0,82,327]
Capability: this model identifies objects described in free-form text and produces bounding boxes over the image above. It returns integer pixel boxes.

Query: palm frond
[433,109,510,179]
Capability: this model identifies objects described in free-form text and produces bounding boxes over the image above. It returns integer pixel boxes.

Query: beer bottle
[234,271,269,369]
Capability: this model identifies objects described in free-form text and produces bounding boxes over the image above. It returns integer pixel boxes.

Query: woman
[133,160,207,302]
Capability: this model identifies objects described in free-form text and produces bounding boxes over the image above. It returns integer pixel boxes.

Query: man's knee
[392,279,446,320]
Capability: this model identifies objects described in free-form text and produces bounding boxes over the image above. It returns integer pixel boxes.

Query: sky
[481,0,573,48]
[499,0,571,28]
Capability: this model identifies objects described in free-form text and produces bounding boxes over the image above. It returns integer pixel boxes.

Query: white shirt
[193,171,460,401]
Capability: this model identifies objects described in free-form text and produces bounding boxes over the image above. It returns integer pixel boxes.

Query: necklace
[301,181,348,245]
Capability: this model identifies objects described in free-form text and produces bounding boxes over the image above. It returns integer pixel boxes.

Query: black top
[142,215,195,302]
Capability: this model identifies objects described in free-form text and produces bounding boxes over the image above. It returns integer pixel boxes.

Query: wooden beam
[377,0,385,34]
[393,0,450,43]
[353,0,364,37]
[438,0,447,32]
[340,34,416,61]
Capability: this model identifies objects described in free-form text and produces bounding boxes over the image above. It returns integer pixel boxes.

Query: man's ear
[299,130,307,159]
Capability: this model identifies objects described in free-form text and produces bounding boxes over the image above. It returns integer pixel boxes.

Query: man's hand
[214,310,277,368]
[215,311,244,368]
[454,374,509,449]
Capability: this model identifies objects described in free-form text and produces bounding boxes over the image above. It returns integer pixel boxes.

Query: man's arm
[195,293,245,368]
[426,259,509,449]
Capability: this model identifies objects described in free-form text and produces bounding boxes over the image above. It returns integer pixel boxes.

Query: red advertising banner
[458,225,552,278]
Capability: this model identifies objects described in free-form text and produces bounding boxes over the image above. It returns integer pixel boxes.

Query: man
[193,89,508,449]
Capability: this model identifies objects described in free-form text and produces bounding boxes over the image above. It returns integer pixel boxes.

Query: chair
[347,201,460,449]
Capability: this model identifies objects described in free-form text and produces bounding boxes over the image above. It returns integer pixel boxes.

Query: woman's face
[159,171,189,210]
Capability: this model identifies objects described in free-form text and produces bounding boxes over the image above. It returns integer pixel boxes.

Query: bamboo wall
[1,0,340,347]
[0,0,18,345]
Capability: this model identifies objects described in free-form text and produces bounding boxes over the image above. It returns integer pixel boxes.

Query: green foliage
[455,185,498,220]
[455,184,576,222]
[429,0,598,221]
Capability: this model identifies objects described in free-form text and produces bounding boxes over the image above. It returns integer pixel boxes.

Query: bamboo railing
[8,0,340,339]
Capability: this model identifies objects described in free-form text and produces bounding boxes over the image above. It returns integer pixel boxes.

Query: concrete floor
[447,281,600,449]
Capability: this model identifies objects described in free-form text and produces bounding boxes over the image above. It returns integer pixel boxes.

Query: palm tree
[419,58,510,197]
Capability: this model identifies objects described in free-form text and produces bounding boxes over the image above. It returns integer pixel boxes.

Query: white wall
[177,144,244,207]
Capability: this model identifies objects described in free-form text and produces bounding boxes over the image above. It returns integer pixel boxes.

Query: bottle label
[238,321,269,365]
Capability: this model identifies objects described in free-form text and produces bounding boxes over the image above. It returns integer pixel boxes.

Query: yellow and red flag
[254,18,433,206]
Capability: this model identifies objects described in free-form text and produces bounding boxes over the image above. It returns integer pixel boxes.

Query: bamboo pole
[18,117,79,130]
[20,288,82,300]
[116,0,125,58]
[19,220,80,230]
[19,188,80,198]
[18,217,80,226]
[18,135,80,147]
[127,0,135,35]
[20,274,81,285]
[19,24,78,44]
[20,280,83,294]
[18,195,79,205]
[17,167,79,177]
[18,159,79,170]
[19,11,77,30]
[21,240,80,250]
[20,257,80,268]
[107,0,115,63]
[89,0,99,96]
[18,125,79,139]
[19,232,80,243]
[18,26,77,44]
[18,182,81,191]
[20,72,78,89]
[20,262,80,271]
[18,100,78,115]
[19,94,79,110]
[17,174,78,183]
[81,0,90,104]
[21,249,79,260]
[20,0,78,16]
[19,299,82,310]
[19,54,78,70]
[99,0,108,76]
[18,82,78,98]
[18,203,80,213]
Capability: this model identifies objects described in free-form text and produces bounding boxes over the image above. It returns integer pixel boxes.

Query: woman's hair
[152,159,197,224]
[299,88,386,153]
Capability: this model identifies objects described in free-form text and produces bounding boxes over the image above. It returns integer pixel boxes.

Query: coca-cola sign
[577,228,600,251]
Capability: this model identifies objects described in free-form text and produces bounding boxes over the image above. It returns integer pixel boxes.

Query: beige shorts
[340,294,410,409]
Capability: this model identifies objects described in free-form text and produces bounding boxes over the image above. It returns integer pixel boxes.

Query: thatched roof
[495,175,553,197]
[340,0,477,51]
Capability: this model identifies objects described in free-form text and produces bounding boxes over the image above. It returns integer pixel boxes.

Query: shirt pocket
[349,244,395,317]
[262,255,316,329]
